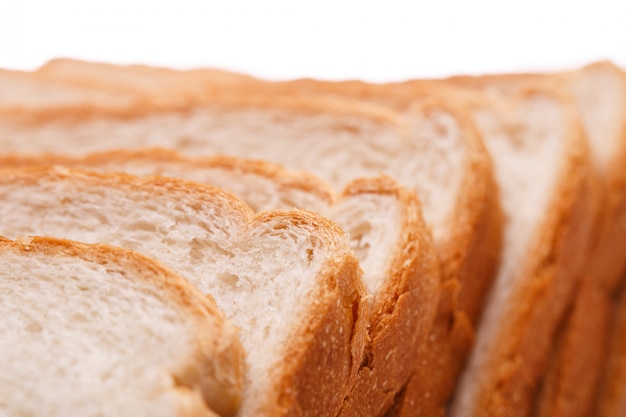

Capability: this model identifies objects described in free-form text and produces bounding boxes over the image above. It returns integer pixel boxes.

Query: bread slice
[0,63,501,417]
[0,167,366,417]
[447,62,626,417]
[0,235,244,417]
[0,148,441,417]
[432,85,594,417]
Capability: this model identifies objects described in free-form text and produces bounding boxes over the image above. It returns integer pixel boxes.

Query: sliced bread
[0,235,244,417]
[0,65,501,417]
[0,167,366,417]
[0,148,441,417]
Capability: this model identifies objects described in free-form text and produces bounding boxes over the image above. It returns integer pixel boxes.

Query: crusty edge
[0,235,246,417]
[336,176,440,417]
[450,86,595,417]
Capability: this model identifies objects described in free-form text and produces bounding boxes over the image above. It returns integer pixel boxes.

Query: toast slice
[446,62,626,417]
[0,235,244,417]
[0,167,366,417]
[0,63,501,417]
[0,148,441,417]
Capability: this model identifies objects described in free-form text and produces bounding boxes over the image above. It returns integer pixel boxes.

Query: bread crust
[0,167,367,417]
[0,235,246,417]
[336,176,440,417]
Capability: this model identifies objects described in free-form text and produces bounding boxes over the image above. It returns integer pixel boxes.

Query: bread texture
[0,167,366,417]
[0,235,244,417]
[0,148,440,417]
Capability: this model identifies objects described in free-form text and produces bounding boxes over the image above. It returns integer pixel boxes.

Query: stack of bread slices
[0,59,624,417]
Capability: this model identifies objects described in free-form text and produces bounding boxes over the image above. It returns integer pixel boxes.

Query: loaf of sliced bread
[0,64,502,417]
[0,235,244,417]
[0,167,366,417]
[0,148,441,417]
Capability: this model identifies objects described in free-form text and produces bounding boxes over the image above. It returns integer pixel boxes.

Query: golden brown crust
[0,235,246,417]
[336,176,441,417]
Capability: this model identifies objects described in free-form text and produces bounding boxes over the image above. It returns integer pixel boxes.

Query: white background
[1,0,625,81]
